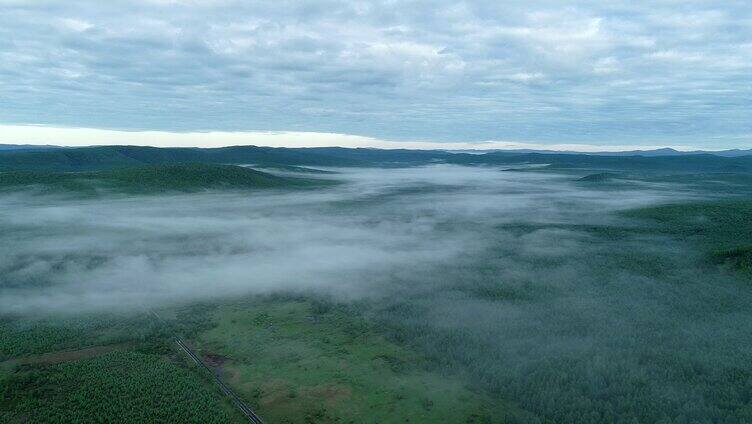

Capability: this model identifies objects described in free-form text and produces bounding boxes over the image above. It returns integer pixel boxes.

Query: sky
[0,0,750,150]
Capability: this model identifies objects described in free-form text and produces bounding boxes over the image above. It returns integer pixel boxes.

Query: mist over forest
[0,165,694,314]
[3,0,751,421]
[4,159,752,423]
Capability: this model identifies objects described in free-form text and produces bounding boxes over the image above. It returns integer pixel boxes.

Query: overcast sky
[1,1,750,149]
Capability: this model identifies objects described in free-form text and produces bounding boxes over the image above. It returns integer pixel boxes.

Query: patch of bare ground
[1,343,129,369]
[305,383,352,406]
[202,353,228,368]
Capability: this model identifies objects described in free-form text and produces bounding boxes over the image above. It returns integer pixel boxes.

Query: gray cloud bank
[1,1,750,147]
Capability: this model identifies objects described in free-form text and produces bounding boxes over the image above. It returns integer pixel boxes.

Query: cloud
[0,1,750,147]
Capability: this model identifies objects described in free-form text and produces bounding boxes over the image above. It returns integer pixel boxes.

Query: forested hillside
[2,145,752,173]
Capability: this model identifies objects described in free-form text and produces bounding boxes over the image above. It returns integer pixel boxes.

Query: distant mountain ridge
[0,145,457,171]
[0,144,63,151]
[2,144,751,157]
[450,147,752,157]
[0,163,324,195]
[1,144,752,173]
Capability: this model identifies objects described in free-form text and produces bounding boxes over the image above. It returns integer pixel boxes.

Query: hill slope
[0,146,360,171]
[0,163,325,195]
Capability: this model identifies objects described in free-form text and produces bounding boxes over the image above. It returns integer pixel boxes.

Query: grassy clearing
[191,297,529,423]
[0,343,128,371]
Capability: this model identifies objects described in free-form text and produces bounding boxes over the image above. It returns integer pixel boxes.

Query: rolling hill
[0,163,327,195]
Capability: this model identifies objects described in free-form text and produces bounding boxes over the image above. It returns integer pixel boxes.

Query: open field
[191,297,527,423]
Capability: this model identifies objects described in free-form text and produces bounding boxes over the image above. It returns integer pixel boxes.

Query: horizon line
[0,124,747,153]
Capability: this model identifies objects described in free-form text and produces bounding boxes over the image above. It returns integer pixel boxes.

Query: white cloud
[648,50,706,62]
[58,18,94,32]
[508,72,545,82]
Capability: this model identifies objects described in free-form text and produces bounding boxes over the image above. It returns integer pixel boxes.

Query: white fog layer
[0,165,694,314]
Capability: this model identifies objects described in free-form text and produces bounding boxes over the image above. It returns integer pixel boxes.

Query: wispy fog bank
[6,164,752,421]
[0,165,696,315]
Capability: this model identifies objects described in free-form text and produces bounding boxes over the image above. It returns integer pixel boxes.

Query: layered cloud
[0,1,750,147]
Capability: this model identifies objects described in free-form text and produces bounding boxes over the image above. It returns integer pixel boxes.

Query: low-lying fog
[0,165,690,314]
[4,164,752,420]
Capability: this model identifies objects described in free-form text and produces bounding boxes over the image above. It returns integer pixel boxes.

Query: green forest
[2,148,752,423]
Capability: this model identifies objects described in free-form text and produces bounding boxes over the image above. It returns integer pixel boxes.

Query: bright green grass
[192,298,529,423]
